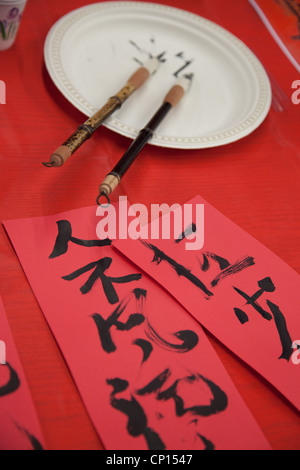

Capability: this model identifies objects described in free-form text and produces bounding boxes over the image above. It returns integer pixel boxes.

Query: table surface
[0,0,299,450]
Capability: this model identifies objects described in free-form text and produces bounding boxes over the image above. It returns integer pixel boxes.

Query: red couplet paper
[0,297,45,450]
[114,195,300,411]
[3,206,270,450]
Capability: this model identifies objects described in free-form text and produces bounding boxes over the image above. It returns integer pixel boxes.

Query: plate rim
[44,1,272,149]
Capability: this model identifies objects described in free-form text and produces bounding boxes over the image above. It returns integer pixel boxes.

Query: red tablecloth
[0,0,299,450]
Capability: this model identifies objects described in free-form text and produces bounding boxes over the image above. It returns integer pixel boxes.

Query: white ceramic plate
[44,1,272,149]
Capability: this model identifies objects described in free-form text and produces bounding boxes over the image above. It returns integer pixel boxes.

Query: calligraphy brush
[42,57,160,167]
[97,74,193,205]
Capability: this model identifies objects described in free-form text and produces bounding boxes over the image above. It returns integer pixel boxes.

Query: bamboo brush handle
[47,85,136,167]
[44,58,158,167]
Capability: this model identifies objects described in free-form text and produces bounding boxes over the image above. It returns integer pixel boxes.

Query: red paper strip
[114,195,300,411]
[0,297,45,450]
[3,206,270,450]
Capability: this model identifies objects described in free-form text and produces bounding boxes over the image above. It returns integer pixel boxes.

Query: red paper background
[0,0,299,449]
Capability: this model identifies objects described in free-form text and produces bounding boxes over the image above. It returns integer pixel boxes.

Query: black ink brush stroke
[198,252,230,273]
[197,433,215,451]
[233,286,273,321]
[175,224,197,243]
[137,370,228,418]
[173,59,194,77]
[62,257,142,304]
[92,311,145,353]
[267,300,293,361]
[211,256,255,287]
[156,373,228,418]
[49,220,111,258]
[206,252,231,271]
[137,369,171,396]
[189,419,215,449]
[15,423,44,451]
[145,321,198,353]
[233,277,276,321]
[25,431,44,450]
[140,240,213,298]
[129,39,153,59]
[107,378,165,450]
[198,253,209,272]
[0,362,20,397]
[133,339,153,363]
[252,277,276,301]
[92,288,147,352]
[143,427,166,450]
[233,307,249,324]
